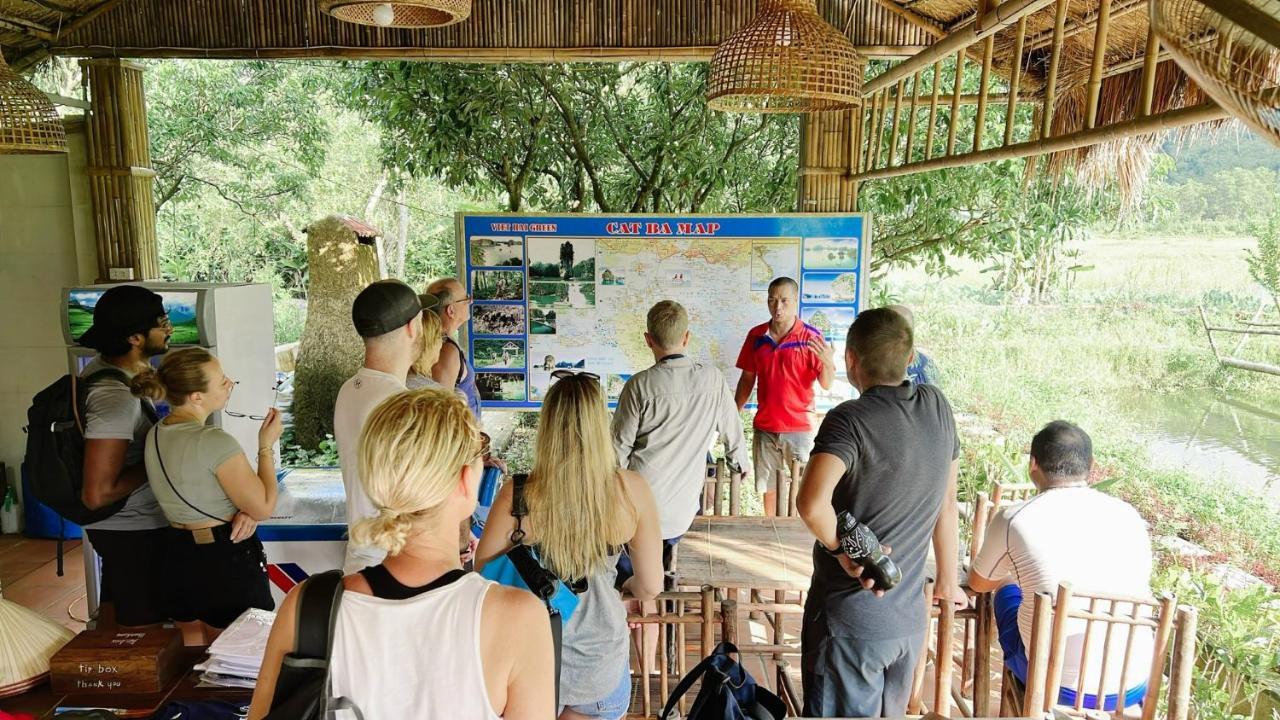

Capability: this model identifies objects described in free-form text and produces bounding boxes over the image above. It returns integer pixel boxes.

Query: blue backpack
[661,641,787,720]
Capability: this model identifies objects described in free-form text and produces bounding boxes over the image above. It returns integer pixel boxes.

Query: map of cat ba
[458,214,868,409]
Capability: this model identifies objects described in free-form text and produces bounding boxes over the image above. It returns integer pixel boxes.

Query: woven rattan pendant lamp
[319,0,470,28]
[707,0,865,113]
[0,49,67,154]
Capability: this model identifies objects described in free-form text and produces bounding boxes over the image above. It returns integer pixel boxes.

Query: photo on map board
[803,237,859,270]
[751,240,802,291]
[529,308,557,335]
[473,339,527,370]
[475,372,527,402]
[801,271,858,303]
[802,306,858,341]
[472,304,525,336]
[470,236,525,268]
[527,237,596,308]
[606,373,632,401]
[529,370,552,401]
[471,270,525,302]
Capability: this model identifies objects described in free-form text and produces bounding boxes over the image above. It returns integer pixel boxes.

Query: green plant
[1246,207,1280,304]
[281,432,340,468]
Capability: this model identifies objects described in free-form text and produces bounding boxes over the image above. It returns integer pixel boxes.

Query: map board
[456,213,870,409]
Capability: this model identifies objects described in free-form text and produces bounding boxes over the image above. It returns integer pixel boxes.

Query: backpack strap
[292,570,344,660]
[505,473,561,709]
[151,430,228,525]
[509,473,529,544]
[659,642,738,720]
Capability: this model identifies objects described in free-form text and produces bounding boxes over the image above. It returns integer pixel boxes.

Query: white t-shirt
[974,486,1155,696]
[334,367,406,573]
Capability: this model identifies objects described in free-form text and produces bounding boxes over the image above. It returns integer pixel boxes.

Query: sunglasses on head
[550,369,600,382]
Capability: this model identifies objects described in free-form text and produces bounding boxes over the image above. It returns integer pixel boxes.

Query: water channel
[1119,389,1280,511]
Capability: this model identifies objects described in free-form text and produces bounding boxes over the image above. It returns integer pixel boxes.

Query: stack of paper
[196,608,276,689]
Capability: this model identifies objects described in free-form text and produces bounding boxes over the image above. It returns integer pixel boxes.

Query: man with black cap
[334,279,425,573]
[77,284,173,626]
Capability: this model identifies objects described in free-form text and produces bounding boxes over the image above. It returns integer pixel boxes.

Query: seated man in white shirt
[969,421,1154,713]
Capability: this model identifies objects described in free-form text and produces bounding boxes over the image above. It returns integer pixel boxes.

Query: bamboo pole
[874,91,889,169]
[862,0,1056,95]
[839,101,1228,181]
[1044,583,1073,712]
[1042,0,1070,139]
[905,72,922,163]
[702,587,716,658]
[1023,0,1147,52]
[974,592,993,716]
[1141,597,1177,720]
[974,35,994,152]
[1023,593,1053,712]
[1167,606,1198,720]
[1139,30,1162,117]
[1005,16,1027,146]
[889,79,906,167]
[935,599,955,715]
[1085,0,1114,129]
[925,61,942,160]
[947,50,964,156]
[889,92,1022,105]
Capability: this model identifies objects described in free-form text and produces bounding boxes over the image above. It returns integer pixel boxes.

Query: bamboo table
[675,515,815,593]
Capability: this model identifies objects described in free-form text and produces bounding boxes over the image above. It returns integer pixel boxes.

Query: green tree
[1247,207,1280,305]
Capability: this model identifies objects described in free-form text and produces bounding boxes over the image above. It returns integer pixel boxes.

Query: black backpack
[264,570,363,720]
[23,368,144,528]
[661,641,787,720]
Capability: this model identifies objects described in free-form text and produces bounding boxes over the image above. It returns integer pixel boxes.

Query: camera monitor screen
[67,289,202,345]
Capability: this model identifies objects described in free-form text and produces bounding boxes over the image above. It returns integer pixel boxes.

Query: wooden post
[905,72,922,164]
[947,50,964,156]
[974,35,994,151]
[721,597,738,648]
[1139,30,1161,117]
[1085,0,1114,129]
[935,598,955,715]
[1042,0,1071,138]
[1167,605,1198,720]
[82,59,159,282]
[1141,597,1177,720]
[974,591,993,716]
[1023,593,1053,712]
[1004,16,1027,146]
[702,587,717,658]
[926,61,942,160]
[1044,582,1073,710]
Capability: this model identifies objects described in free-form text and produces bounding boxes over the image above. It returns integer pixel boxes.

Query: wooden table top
[675,515,816,592]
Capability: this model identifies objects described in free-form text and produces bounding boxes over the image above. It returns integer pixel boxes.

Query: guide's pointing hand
[806,336,836,367]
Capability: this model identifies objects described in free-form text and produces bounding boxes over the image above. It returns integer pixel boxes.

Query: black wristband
[821,541,844,558]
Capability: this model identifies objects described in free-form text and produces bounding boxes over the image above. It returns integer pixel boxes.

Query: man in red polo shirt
[736,276,835,515]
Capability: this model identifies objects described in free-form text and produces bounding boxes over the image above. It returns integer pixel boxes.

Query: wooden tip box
[50,627,184,694]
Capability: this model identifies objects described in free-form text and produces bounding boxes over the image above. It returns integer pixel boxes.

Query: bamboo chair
[907,585,995,717]
[967,491,996,569]
[625,588,718,718]
[775,453,806,518]
[1017,583,1197,720]
[721,597,806,715]
[991,480,1037,508]
[702,458,745,517]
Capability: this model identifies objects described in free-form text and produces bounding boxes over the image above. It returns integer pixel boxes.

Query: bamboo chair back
[1022,583,1196,720]
[625,588,718,718]
[776,455,806,517]
[907,586,994,717]
[991,480,1037,508]
[702,458,743,516]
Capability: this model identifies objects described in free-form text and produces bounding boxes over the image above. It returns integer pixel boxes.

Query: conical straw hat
[0,582,75,697]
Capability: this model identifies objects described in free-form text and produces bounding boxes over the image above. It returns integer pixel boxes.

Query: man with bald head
[426,277,482,419]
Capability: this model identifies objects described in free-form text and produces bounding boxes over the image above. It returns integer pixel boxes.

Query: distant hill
[1164,129,1280,183]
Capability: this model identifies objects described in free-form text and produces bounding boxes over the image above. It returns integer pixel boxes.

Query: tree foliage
[345,62,799,213]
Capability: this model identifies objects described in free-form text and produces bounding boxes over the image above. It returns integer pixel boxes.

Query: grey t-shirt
[79,356,167,531]
[804,381,959,642]
[144,422,244,525]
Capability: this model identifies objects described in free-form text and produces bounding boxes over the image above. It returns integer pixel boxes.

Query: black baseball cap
[352,280,423,338]
[78,285,167,351]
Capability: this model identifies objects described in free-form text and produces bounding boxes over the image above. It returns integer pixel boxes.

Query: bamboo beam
[11,0,127,72]
[0,14,56,42]
[889,79,905,167]
[1042,0,1070,138]
[1023,0,1147,52]
[925,61,942,160]
[975,35,994,151]
[889,91,1022,105]
[904,72,922,164]
[863,0,1056,96]
[947,50,964,156]
[45,92,91,110]
[1005,16,1027,146]
[1085,0,1114,129]
[1139,31,1161,117]
[841,101,1230,181]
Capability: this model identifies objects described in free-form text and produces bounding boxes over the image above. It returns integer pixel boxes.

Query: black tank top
[358,565,468,600]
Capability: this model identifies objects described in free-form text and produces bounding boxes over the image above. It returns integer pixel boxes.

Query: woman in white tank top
[248,388,555,719]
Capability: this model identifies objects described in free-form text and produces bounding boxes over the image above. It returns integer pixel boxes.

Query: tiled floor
[0,536,88,634]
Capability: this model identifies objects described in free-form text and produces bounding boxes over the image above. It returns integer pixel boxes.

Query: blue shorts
[994,584,1147,711]
[561,663,631,719]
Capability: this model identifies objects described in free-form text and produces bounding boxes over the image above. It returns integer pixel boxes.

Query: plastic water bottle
[1,483,21,534]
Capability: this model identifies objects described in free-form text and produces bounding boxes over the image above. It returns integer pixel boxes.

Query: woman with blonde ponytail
[249,388,555,720]
[477,373,663,720]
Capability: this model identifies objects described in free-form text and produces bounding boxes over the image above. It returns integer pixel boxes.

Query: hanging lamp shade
[0,584,75,697]
[0,50,67,154]
[707,0,865,113]
[319,0,471,28]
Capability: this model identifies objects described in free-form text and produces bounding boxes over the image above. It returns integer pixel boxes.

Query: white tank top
[328,572,501,719]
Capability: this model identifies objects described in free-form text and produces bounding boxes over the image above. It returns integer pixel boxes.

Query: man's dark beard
[144,335,170,356]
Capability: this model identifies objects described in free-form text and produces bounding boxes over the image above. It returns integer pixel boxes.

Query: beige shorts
[752,428,815,493]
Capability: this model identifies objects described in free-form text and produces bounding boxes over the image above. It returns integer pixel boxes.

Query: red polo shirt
[736,319,824,433]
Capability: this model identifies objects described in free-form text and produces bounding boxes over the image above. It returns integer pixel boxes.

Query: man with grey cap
[77,284,173,626]
[334,279,426,573]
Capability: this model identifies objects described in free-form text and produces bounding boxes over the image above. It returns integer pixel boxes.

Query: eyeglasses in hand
[224,379,284,421]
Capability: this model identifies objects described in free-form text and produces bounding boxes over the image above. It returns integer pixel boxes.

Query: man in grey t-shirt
[77,285,173,626]
[796,307,964,718]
